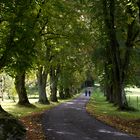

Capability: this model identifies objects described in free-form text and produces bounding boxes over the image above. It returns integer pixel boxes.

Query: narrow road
[42,93,139,140]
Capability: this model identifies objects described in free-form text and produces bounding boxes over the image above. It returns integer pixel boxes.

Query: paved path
[42,93,140,140]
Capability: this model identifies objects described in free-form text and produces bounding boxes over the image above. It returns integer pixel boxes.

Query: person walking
[88,90,91,96]
[85,90,87,96]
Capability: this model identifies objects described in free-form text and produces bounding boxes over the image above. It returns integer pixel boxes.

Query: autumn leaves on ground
[20,112,46,140]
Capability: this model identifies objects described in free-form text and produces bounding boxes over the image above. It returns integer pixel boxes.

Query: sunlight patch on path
[98,129,128,136]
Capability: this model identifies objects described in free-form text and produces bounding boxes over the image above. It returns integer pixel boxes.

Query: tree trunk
[50,81,58,102]
[50,66,58,102]
[102,0,128,109]
[104,52,115,103]
[15,71,30,105]
[37,66,49,104]
[0,105,7,113]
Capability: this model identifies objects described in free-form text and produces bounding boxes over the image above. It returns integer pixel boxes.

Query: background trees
[0,0,93,107]
[0,0,140,112]
[87,0,140,109]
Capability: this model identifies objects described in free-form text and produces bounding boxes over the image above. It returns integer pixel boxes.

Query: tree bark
[0,105,7,113]
[15,71,30,105]
[110,0,127,109]
[50,66,60,102]
[104,52,114,103]
[37,66,50,104]
[102,0,128,109]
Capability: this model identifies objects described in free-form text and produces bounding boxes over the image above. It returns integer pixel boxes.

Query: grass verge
[86,88,140,138]
[1,93,80,140]
[1,93,80,118]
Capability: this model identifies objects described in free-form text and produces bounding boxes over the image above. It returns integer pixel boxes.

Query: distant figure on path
[89,90,91,96]
[85,90,87,96]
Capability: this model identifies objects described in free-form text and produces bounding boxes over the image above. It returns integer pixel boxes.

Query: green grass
[125,87,140,110]
[87,88,140,120]
[126,95,140,110]
[1,101,58,118]
[1,93,80,118]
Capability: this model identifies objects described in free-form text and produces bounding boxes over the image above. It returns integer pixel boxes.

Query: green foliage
[1,0,139,111]
[125,87,140,110]
[0,0,39,75]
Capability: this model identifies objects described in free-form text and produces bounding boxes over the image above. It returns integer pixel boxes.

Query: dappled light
[98,129,128,136]
[56,131,76,136]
